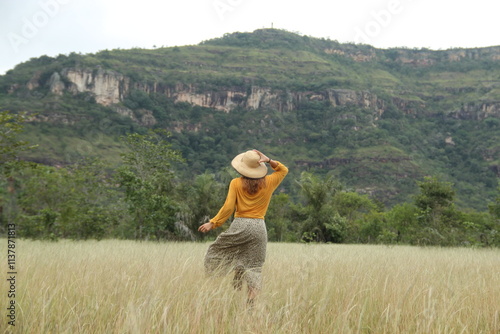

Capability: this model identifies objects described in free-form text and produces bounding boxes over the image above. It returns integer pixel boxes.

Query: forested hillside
[1,29,499,244]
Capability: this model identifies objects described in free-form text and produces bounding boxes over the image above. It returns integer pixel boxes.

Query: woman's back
[209,160,288,228]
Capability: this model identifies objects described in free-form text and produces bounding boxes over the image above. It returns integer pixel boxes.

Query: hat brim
[231,152,268,179]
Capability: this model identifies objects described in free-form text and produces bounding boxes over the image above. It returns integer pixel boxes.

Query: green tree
[266,193,294,242]
[414,176,455,212]
[334,192,377,222]
[16,158,125,240]
[383,202,419,244]
[486,182,500,246]
[295,172,346,242]
[0,111,36,235]
[489,181,500,220]
[64,158,127,239]
[0,111,33,166]
[459,211,500,247]
[116,130,184,240]
[413,176,462,245]
[15,165,66,239]
[333,191,378,243]
[178,172,226,239]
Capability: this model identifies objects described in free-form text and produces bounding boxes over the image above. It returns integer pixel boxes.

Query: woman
[198,149,288,305]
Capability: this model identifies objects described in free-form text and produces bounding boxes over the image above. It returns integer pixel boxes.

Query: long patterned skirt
[204,218,268,291]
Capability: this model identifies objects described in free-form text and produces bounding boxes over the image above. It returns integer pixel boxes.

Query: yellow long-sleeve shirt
[210,161,288,228]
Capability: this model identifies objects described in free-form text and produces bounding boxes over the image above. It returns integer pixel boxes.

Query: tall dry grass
[1,239,499,333]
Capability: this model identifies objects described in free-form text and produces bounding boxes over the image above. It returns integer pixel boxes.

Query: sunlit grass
[1,240,499,333]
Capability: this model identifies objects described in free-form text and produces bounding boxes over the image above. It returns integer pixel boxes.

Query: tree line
[1,112,499,246]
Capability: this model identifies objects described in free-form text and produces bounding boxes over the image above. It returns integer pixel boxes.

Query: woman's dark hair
[241,176,266,195]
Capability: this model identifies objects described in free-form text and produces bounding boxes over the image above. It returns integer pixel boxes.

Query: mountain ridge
[1,28,499,210]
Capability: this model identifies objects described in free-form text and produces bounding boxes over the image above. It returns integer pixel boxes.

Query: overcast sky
[1,0,499,75]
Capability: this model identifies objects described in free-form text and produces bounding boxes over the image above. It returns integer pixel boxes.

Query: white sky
[1,0,499,75]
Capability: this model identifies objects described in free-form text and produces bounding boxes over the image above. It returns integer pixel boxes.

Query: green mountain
[1,29,499,210]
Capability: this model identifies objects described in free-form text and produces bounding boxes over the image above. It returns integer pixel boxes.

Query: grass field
[1,240,499,333]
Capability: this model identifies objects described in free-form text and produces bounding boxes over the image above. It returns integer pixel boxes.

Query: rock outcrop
[24,68,391,115]
[20,66,500,122]
[48,72,65,95]
[451,101,500,120]
[62,67,130,105]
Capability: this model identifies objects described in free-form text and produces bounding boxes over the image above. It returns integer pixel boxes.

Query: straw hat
[231,150,268,179]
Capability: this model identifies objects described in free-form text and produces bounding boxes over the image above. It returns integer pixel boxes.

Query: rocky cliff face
[19,66,500,122]
[23,67,391,116]
[451,101,500,120]
[62,68,130,105]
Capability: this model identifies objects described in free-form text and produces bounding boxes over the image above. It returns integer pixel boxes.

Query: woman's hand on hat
[198,222,214,233]
[253,149,270,163]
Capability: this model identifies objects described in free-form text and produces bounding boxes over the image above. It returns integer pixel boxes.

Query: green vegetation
[115,131,184,240]
[0,29,499,245]
[2,128,499,245]
[0,111,33,167]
